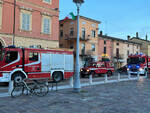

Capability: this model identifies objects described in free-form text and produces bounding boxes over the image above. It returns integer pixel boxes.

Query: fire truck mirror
[140,58,145,63]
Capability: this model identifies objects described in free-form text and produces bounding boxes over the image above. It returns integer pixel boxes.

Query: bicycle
[11,79,49,98]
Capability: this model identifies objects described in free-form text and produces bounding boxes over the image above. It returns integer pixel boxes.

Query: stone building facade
[59,16,100,67]
[129,32,150,56]
[0,0,59,49]
[98,34,141,69]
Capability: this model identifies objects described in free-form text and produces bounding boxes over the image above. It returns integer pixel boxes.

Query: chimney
[146,34,148,40]
[100,31,103,36]
[136,32,139,38]
[127,35,130,40]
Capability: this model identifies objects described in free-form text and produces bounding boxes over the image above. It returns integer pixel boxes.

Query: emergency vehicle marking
[0,46,74,82]
[24,55,41,66]
[1,53,20,68]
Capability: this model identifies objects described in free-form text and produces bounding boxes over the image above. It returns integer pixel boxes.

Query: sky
[59,0,150,40]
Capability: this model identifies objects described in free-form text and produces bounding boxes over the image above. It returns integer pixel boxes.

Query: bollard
[104,74,108,83]
[128,71,131,79]
[118,72,120,81]
[89,74,92,85]
[69,76,73,87]
[137,71,140,80]
[145,71,148,78]
[8,80,14,95]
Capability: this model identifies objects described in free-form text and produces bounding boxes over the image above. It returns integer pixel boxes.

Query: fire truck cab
[0,46,74,83]
[127,53,150,75]
[80,61,114,77]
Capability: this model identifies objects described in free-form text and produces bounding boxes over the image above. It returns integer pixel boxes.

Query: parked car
[117,65,127,74]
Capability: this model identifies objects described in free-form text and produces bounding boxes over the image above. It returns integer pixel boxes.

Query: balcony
[80,49,86,56]
[80,35,90,41]
[64,34,90,41]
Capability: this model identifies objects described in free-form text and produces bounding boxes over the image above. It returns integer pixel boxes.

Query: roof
[79,16,101,24]
[99,35,142,45]
[60,15,101,24]
[130,37,150,43]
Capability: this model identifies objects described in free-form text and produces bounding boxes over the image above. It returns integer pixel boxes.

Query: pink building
[0,0,59,49]
[98,37,113,60]
[98,32,141,69]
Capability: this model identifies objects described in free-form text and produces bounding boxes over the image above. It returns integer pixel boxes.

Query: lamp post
[13,0,16,46]
[73,0,84,93]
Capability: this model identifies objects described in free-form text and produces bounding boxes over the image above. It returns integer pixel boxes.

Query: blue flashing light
[128,65,132,68]
[136,65,140,69]
[140,53,143,56]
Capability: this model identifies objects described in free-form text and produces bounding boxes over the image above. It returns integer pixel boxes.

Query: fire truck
[0,46,74,83]
[127,53,150,75]
[80,61,114,77]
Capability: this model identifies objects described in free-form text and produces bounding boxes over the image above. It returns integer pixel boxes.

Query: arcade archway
[0,42,2,49]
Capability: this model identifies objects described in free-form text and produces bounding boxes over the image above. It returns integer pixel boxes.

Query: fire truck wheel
[107,71,112,77]
[12,73,25,83]
[52,72,63,83]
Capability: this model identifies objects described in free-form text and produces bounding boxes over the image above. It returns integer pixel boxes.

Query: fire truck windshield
[127,57,144,64]
[0,49,5,61]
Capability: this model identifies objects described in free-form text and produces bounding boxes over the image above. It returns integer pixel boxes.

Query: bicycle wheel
[11,85,23,98]
[22,86,30,95]
[34,84,49,97]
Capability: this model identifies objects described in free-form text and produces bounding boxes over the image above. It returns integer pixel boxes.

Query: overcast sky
[59,0,150,40]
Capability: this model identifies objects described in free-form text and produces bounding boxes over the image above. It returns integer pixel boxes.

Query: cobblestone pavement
[0,78,150,113]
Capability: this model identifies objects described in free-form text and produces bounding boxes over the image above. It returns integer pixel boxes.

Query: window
[104,47,106,54]
[5,51,18,63]
[91,44,95,51]
[116,42,119,46]
[70,22,74,25]
[0,3,2,29]
[82,21,86,25]
[116,48,119,58]
[104,40,106,45]
[60,30,63,37]
[70,45,74,49]
[81,43,85,54]
[91,30,96,37]
[60,24,63,27]
[128,44,129,47]
[21,12,31,31]
[70,28,74,36]
[29,52,38,61]
[91,24,96,27]
[127,50,129,56]
[43,0,51,4]
[59,44,63,48]
[82,28,85,39]
[42,16,51,34]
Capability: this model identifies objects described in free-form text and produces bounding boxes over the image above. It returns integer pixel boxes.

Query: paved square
[0,78,150,113]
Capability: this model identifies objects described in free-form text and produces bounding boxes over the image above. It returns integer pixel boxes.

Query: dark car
[117,65,127,74]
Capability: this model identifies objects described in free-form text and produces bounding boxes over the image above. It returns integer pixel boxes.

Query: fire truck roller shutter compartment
[41,53,73,73]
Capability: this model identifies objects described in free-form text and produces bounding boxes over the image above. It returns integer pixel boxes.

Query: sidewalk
[0,79,150,113]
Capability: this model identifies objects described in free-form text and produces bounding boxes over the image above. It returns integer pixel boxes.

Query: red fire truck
[0,46,74,83]
[80,61,114,77]
[127,53,150,75]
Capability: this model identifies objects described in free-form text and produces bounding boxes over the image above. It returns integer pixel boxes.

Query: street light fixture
[73,0,84,93]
